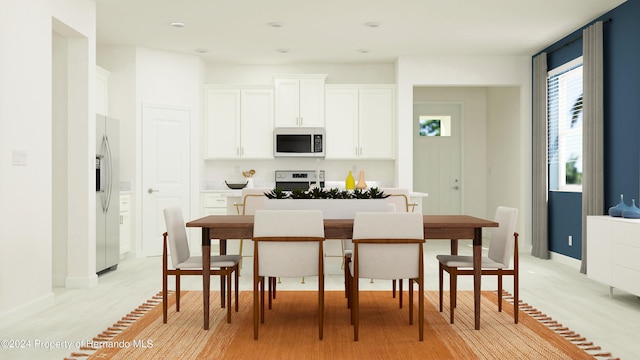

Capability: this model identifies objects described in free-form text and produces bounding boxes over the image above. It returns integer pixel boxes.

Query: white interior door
[142,104,191,256]
[413,102,462,214]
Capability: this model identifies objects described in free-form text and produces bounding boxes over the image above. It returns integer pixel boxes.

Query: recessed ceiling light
[194,48,208,54]
[277,48,290,53]
[268,22,284,28]
[170,22,185,28]
[364,22,381,28]
[357,48,370,54]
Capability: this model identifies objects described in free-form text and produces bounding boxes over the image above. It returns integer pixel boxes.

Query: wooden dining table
[186,214,498,331]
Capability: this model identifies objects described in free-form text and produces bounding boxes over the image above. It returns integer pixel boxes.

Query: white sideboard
[587,215,640,297]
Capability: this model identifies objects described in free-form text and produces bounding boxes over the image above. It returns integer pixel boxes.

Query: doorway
[413,102,462,214]
[141,104,191,256]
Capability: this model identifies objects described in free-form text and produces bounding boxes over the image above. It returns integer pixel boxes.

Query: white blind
[548,59,583,190]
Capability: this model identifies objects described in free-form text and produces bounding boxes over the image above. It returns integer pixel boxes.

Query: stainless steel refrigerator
[96,114,120,274]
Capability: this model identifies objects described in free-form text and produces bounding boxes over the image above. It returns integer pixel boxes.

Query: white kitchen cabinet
[119,193,131,257]
[201,192,230,216]
[587,215,640,297]
[325,85,395,159]
[204,86,274,159]
[274,75,326,128]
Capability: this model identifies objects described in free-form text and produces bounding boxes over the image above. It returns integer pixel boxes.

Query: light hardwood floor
[1,240,639,359]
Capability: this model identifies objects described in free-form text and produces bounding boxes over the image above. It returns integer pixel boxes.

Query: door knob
[148,188,159,194]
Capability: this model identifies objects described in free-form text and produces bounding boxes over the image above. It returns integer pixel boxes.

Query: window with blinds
[548,57,583,192]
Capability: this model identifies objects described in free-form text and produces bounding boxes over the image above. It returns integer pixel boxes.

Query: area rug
[65,290,618,360]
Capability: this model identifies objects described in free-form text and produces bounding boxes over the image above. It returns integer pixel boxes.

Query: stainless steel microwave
[274,127,325,158]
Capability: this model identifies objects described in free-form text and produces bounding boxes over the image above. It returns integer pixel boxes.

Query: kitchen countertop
[200,188,427,198]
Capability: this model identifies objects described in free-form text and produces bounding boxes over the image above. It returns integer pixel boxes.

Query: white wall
[0,0,96,323]
[396,55,532,245]
[205,63,395,85]
[487,87,522,215]
[52,31,69,287]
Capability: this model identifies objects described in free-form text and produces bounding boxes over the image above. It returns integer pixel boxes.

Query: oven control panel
[275,170,325,191]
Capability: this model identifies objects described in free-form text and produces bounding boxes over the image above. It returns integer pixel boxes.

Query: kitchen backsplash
[201,159,395,191]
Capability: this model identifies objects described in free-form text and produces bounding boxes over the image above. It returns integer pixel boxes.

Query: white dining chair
[162,207,241,324]
[234,188,270,267]
[348,212,425,341]
[436,206,519,324]
[380,188,418,305]
[252,209,326,340]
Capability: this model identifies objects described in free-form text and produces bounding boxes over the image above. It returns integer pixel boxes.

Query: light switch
[12,149,27,166]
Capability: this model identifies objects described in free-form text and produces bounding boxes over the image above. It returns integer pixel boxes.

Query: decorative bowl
[225,181,248,190]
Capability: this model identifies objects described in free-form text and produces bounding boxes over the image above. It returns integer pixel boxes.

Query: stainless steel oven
[275,170,325,191]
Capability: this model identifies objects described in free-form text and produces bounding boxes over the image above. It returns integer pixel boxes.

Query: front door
[413,102,462,214]
[142,104,191,256]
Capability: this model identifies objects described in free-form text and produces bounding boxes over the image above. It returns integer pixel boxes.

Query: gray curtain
[580,21,604,274]
[532,52,550,259]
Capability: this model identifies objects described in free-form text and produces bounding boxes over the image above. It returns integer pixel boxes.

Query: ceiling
[96,0,626,65]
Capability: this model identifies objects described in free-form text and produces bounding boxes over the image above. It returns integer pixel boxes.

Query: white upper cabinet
[204,86,274,159]
[325,85,395,159]
[274,75,326,127]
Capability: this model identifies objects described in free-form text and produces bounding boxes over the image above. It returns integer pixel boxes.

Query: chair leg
[268,277,273,310]
[226,268,232,323]
[162,271,168,323]
[176,274,181,312]
[235,265,239,312]
[353,272,359,341]
[392,279,396,298]
[253,272,260,340]
[260,276,265,324]
[267,277,277,308]
[345,255,352,305]
[438,263,444,312]
[344,257,350,299]
[514,269,519,324]
[254,243,260,340]
[497,270,503,313]
[349,271,355,323]
[419,276,424,341]
[449,267,456,324]
[408,279,414,325]
[399,279,403,309]
[272,276,277,299]
[319,273,324,340]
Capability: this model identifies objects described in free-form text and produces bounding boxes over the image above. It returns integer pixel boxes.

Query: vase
[622,199,640,219]
[345,171,355,190]
[608,194,627,217]
[356,171,367,190]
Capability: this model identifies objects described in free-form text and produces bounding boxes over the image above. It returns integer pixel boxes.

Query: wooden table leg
[473,228,482,330]
[202,229,211,330]
[450,239,459,255]
[220,238,227,309]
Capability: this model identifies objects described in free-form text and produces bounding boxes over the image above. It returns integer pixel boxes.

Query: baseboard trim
[549,251,582,270]
[127,250,147,259]
[65,274,99,288]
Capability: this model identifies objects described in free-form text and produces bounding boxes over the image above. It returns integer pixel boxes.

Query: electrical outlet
[568,235,573,246]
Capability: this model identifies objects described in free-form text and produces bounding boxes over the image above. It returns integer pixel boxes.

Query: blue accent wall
[538,0,640,259]
[548,192,582,259]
